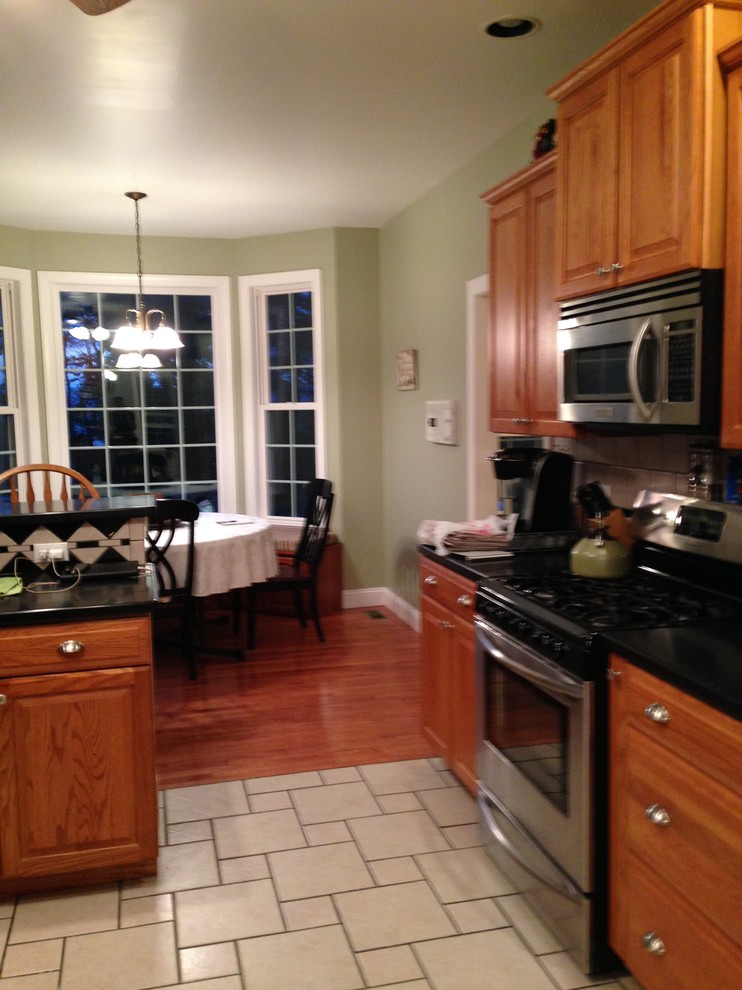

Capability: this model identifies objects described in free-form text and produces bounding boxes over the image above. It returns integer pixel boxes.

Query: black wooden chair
[246,479,334,649]
[146,499,200,679]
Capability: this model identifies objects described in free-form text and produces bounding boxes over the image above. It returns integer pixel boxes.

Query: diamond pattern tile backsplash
[0,515,148,577]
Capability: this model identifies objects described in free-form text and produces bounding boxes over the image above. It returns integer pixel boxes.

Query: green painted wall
[378,110,550,604]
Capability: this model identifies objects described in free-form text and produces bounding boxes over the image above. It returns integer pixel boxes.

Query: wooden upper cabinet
[483,153,578,437]
[549,1,742,300]
[720,39,742,448]
[554,70,619,297]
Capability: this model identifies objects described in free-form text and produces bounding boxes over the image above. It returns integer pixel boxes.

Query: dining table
[160,511,278,598]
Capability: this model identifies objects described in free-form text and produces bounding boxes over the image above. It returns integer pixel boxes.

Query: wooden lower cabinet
[609,656,742,990]
[0,615,158,893]
[419,558,477,795]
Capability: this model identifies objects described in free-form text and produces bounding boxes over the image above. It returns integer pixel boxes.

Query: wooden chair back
[294,479,334,574]
[0,463,100,506]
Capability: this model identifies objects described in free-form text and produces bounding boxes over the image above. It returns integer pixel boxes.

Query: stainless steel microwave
[557,270,723,429]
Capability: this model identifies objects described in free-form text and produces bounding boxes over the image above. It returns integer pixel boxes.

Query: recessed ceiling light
[485,16,541,39]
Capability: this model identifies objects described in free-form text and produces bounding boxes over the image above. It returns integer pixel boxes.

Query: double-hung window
[38,272,236,509]
[0,268,42,483]
[240,270,325,521]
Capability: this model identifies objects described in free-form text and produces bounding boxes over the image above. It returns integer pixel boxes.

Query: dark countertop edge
[0,495,156,525]
[603,626,742,722]
[419,545,742,722]
[0,572,158,627]
[0,599,157,627]
[418,543,515,583]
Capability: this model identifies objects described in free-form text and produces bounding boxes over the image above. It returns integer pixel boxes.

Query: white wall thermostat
[425,400,458,445]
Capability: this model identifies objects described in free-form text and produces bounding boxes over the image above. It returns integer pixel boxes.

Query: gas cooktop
[495,571,738,632]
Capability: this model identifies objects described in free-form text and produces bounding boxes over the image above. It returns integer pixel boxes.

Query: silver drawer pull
[645,803,671,827]
[424,575,438,586]
[644,702,670,723]
[606,668,622,680]
[457,594,473,607]
[642,932,666,956]
[57,639,85,655]
[439,620,454,630]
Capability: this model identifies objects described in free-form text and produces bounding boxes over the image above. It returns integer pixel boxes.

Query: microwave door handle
[628,318,659,422]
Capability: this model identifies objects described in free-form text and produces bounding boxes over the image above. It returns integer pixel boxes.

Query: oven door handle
[478,786,583,902]
[475,620,583,702]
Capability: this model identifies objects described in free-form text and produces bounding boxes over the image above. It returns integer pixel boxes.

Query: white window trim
[0,266,44,464]
[37,271,237,509]
[238,269,325,525]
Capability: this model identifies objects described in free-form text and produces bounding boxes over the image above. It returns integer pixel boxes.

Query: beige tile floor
[0,758,645,990]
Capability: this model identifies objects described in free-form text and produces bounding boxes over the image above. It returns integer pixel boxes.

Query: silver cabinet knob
[0,694,7,705]
[642,932,666,956]
[596,266,612,276]
[57,639,85,655]
[644,702,670,723]
[610,262,624,272]
[457,594,473,607]
[424,575,438,586]
[439,620,454,630]
[606,668,622,680]
[645,803,671,827]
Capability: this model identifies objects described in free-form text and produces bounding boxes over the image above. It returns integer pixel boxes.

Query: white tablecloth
[155,512,277,598]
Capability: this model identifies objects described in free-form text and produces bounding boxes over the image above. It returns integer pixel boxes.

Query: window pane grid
[61,290,219,508]
[261,288,316,517]
[0,285,19,483]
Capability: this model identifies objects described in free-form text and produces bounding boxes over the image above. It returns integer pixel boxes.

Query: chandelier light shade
[111,191,184,365]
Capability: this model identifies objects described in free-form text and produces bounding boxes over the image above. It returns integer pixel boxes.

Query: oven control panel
[476,594,599,680]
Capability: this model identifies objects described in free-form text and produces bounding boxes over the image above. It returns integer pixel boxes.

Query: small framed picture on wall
[396,349,418,390]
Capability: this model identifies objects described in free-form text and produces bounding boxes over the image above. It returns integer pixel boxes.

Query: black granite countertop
[419,544,742,722]
[0,495,155,527]
[0,567,157,627]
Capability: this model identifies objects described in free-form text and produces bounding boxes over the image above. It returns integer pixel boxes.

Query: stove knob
[540,634,552,648]
[552,640,566,655]
[516,620,529,632]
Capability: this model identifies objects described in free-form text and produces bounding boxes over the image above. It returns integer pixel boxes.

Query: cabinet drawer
[0,617,152,676]
[617,852,742,990]
[615,658,742,796]
[420,560,476,622]
[624,723,742,947]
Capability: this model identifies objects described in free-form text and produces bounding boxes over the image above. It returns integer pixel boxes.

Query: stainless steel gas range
[475,492,742,975]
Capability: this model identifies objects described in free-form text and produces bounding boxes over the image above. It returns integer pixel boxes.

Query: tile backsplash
[0,514,148,576]
[550,434,740,509]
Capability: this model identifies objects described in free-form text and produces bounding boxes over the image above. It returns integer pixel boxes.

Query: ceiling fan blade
[69,0,132,14]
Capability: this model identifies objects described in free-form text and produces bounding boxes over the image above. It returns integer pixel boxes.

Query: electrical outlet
[32,542,70,563]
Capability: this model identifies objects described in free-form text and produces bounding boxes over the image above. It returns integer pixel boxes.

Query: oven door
[475,616,593,891]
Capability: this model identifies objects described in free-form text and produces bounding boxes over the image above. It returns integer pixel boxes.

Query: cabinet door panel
[488,189,527,432]
[624,723,742,947]
[618,17,696,282]
[721,51,742,447]
[527,170,574,436]
[420,598,452,761]
[617,853,742,990]
[0,666,157,879]
[450,616,477,795]
[555,71,619,298]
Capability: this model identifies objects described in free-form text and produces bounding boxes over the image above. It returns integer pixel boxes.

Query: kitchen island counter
[0,567,157,628]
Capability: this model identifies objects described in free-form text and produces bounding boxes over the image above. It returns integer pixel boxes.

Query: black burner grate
[498,572,737,631]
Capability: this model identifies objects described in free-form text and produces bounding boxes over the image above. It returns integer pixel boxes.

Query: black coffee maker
[490,447,574,532]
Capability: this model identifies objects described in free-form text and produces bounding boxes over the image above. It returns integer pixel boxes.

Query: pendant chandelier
[111,191,183,369]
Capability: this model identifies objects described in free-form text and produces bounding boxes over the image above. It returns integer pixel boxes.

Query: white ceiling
[1,0,657,239]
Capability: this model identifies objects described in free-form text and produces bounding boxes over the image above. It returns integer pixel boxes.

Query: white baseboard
[342,587,420,633]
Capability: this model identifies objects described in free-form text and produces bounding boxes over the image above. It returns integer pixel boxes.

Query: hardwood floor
[153,604,433,789]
